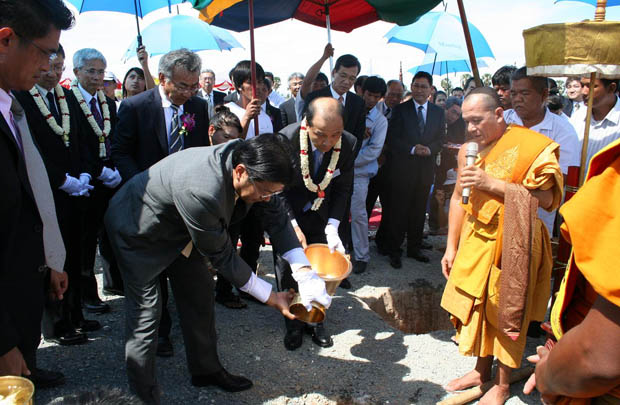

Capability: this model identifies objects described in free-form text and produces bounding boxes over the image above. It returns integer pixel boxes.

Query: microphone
[462,142,479,205]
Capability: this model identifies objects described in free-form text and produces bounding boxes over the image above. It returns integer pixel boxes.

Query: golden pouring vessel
[0,376,34,405]
[289,244,352,323]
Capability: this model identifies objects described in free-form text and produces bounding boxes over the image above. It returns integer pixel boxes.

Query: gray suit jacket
[104,139,300,287]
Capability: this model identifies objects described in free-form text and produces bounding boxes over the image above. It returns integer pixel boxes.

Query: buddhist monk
[523,138,620,405]
[440,87,563,405]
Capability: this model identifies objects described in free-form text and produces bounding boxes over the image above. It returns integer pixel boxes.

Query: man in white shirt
[265,71,285,107]
[504,67,580,234]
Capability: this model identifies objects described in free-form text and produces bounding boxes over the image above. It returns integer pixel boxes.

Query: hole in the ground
[361,279,453,334]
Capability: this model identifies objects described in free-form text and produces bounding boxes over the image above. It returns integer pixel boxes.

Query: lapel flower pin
[179,113,196,136]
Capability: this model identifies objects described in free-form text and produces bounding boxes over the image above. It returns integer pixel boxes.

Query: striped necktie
[417,105,425,134]
[168,104,182,154]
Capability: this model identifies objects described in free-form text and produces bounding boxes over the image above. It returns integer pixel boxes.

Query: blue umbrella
[385,11,494,62]
[555,0,620,5]
[122,15,243,61]
[66,0,186,45]
[410,58,488,76]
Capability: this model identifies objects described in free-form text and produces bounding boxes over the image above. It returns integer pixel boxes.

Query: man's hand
[364,127,372,139]
[293,268,331,311]
[137,45,149,67]
[102,168,122,189]
[265,289,296,320]
[325,223,345,254]
[414,144,431,156]
[459,164,496,193]
[294,225,307,249]
[321,43,334,61]
[0,347,30,376]
[243,98,262,121]
[441,248,456,280]
[523,345,559,404]
[49,270,68,300]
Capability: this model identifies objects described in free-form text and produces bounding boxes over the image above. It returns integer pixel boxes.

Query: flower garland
[299,118,341,211]
[71,83,111,158]
[29,85,71,147]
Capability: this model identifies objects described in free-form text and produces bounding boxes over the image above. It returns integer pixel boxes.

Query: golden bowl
[305,244,352,295]
[0,376,34,405]
[289,293,326,323]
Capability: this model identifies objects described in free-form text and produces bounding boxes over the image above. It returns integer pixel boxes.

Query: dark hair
[512,67,548,94]
[121,67,146,98]
[56,43,65,59]
[445,96,462,109]
[231,60,265,89]
[306,97,344,127]
[264,71,274,81]
[211,105,242,134]
[464,87,502,110]
[547,95,564,112]
[433,90,447,103]
[491,65,517,87]
[263,77,272,91]
[362,76,387,95]
[464,77,476,90]
[601,78,619,90]
[232,133,295,185]
[452,87,464,93]
[413,71,433,86]
[565,76,581,86]
[386,79,405,90]
[334,54,361,75]
[48,387,141,404]
[354,75,368,90]
[315,72,329,85]
[0,0,74,40]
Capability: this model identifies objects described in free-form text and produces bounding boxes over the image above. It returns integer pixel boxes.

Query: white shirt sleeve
[239,272,272,303]
[282,247,311,272]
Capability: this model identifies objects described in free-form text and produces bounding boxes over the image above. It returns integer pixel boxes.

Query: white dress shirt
[77,82,102,116]
[225,101,272,139]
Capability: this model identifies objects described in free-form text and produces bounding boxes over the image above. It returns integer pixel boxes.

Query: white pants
[351,175,370,262]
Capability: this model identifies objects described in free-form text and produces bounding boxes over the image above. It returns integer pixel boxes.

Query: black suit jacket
[0,107,45,356]
[279,97,297,128]
[265,100,283,133]
[112,87,210,182]
[302,86,366,153]
[278,123,356,225]
[213,90,226,106]
[69,90,118,179]
[385,99,446,186]
[223,91,238,104]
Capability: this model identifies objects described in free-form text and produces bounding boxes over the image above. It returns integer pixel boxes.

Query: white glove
[325,223,345,254]
[98,166,115,182]
[292,269,331,311]
[79,173,92,186]
[73,173,94,196]
[59,174,83,195]
[102,168,122,188]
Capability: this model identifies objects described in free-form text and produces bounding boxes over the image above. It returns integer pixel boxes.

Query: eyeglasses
[169,79,200,94]
[15,32,57,60]
[81,68,106,76]
[248,177,283,200]
[50,64,65,74]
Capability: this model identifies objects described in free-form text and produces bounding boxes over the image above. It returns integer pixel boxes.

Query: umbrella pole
[431,53,437,75]
[133,0,142,47]
[578,73,596,185]
[456,0,481,87]
[325,3,334,73]
[248,0,259,137]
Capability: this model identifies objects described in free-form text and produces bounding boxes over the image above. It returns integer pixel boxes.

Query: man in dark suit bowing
[112,48,209,358]
[383,71,446,268]
[277,97,356,351]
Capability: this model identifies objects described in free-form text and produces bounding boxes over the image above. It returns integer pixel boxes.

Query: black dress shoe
[76,319,101,333]
[376,244,388,256]
[407,250,430,263]
[46,330,88,346]
[352,260,367,274]
[156,336,174,357]
[83,299,110,314]
[420,241,433,250]
[27,368,65,389]
[339,278,351,289]
[389,255,402,269]
[191,368,253,392]
[305,323,333,348]
[284,327,303,351]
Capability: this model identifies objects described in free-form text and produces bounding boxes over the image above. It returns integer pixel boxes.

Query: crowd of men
[1,1,619,404]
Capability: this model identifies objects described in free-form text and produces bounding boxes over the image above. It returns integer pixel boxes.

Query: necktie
[313,148,323,177]
[89,97,104,130]
[417,105,425,134]
[168,104,182,154]
[338,95,344,106]
[384,107,391,118]
[8,110,24,154]
[11,96,66,272]
[46,91,61,126]
[574,102,580,111]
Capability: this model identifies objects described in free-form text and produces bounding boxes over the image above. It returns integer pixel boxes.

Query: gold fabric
[523,21,620,79]
[441,127,563,368]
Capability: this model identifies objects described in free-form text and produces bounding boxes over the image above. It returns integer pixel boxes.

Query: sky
[60,0,620,94]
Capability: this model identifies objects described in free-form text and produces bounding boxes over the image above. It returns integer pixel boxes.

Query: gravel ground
[35,235,545,405]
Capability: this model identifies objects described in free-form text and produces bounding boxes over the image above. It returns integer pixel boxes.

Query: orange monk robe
[441,125,564,369]
[551,138,620,404]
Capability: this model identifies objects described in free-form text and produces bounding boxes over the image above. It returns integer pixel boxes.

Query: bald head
[305,97,345,153]
[462,87,506,147]
[464,87,502,112]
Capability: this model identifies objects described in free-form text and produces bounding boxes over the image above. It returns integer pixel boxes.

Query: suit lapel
[1,108,36,201]
[152,88,168,154]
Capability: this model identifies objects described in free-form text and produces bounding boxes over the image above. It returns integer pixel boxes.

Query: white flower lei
[71,83,111,158]
[299,118,341,211]
[29,84,71,147]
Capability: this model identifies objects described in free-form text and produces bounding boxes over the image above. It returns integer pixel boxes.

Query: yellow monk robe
[550,138,620,405]
[441,125,563,368]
